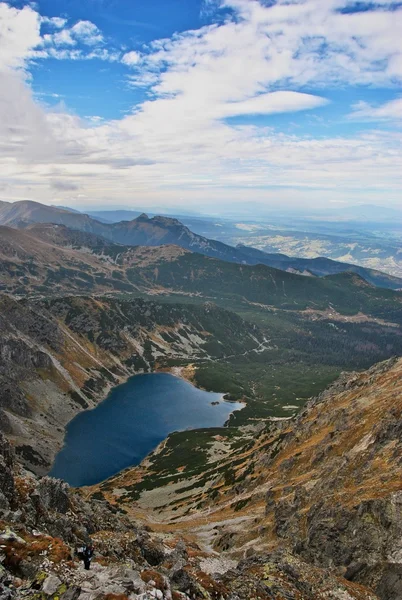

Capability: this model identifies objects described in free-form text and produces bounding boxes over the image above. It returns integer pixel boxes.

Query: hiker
[78,544,94,570]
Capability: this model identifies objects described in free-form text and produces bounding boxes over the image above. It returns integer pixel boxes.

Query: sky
[0,0,401,215]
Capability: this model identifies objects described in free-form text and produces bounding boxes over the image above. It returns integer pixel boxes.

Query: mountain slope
[125,248,402,321]
[0,200,109,232]
[97,357,402,600]
[0,429,381,600]
[1,200,401,290]
[3,224,401,324]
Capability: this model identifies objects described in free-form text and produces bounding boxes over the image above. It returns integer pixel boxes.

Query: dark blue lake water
[49,373,243,487]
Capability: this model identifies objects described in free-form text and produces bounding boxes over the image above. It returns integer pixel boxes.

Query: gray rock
[0,434,15,504]
[0,493,9,512]
[42,574,62,595]
[0,529,25,545]
[38,477,70,514]
[376,564,402,600]
[60,587,81,600]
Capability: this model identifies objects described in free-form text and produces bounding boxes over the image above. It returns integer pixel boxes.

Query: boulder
[42,574,62,595]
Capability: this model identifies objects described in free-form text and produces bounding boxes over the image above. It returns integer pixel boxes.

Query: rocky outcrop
[0,431,14,510]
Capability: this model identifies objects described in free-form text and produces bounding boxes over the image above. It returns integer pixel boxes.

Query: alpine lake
[50,372,244,487]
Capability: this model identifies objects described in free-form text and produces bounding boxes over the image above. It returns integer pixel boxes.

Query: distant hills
[236,244,402,290]
[1,224,402,329]
[0,199,401,290]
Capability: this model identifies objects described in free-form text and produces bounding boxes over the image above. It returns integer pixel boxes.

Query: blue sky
[0,0,401,213]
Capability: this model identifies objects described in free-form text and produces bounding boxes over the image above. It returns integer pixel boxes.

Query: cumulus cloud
[52,29,76,46]
[71,21,104,46]
[41,16,67,29]
[121,51,141,66]
[0,2,41,70]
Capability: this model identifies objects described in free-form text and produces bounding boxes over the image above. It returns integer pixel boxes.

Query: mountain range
[0,200,401,600]
[0,200,401,290]
[1,223,402,326]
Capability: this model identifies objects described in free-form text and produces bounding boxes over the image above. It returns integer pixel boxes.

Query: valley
[1,216,402,475]
[0,208,401,600]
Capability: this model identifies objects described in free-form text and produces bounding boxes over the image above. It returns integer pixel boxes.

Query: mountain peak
[149,215,184,227]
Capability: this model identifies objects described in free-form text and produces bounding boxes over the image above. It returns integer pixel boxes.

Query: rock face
[226,358,402,600]
[0,431,14,509]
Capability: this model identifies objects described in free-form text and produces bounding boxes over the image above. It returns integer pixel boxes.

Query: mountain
[95,356,402,600]
[124,246,402,322]
[1,200,401,290]
[2,224,402,324]
[0,200,108,232]
[0,224,140,296]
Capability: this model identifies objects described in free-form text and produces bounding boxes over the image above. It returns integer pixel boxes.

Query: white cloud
[41,16,67,29]
[0,0,402,211]
[53,28,76,47]
[50,178,80,191]
[121,51,141,66]
[349,98,402,121]
[43,19,105,52]
[0,2,115,67]
[0,2,41,70]
[220,92,329,117]
[71,20,104,46]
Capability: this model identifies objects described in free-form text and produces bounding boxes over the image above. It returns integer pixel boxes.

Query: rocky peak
[136,213,150,221]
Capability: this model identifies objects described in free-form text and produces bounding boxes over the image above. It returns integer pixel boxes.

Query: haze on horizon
[0,0,401,215]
